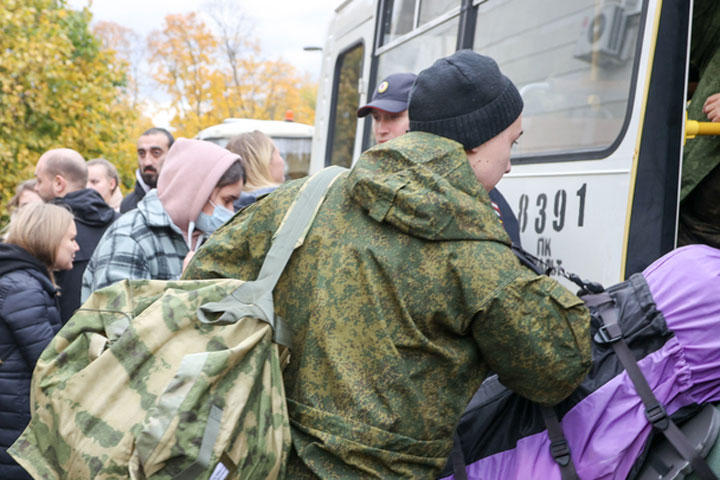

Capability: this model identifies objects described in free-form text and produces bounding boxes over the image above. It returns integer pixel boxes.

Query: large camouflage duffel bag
[10,278,290,480]
[8,166,347,480]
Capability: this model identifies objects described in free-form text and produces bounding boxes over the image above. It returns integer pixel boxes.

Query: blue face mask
[196,201,234,234]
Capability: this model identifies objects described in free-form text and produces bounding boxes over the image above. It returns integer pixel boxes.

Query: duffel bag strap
[585,293,718,480]
[541,405,580,480]
[197,166,348,348]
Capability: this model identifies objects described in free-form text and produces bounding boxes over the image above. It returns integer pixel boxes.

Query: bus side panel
[499,0,663,288]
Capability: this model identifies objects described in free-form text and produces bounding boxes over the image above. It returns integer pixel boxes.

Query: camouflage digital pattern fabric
[184,131,592,479]
[678,0,720,248]
[9,278,290,480]
[681,0,720,200]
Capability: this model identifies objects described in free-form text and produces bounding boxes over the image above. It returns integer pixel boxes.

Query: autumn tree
[147,13,224,138]
[0,0,145,225]
[93,20,145,108]
[147,10,317,138]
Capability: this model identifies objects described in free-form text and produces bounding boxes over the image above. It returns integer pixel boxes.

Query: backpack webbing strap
[540,405,580,480]
[585,293,718,480]
[450,430,469,480]
[172,404,223,480]
[197,166,348,349]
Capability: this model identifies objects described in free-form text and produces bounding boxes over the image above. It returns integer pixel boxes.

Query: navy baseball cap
[357,72,417,117]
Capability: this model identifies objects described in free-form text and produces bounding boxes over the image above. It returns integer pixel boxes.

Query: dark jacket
[52,189,118,322]
[0,243,62,480]
[233,186,278,210]
[119,179,147,214]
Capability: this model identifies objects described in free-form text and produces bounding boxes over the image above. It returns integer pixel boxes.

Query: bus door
[311,0,375,172]
[311,0,466,171]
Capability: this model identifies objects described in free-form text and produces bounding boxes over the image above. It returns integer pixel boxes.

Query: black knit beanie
[408,50,523,150]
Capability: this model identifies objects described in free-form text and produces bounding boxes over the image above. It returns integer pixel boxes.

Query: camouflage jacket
[184,132,592,479]
[682,0,720,200]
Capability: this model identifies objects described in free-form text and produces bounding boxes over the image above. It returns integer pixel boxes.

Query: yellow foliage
[147,12,317,139]
[0,0,147,225]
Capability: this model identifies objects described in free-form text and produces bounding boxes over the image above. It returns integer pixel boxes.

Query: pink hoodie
[157,138,240,244]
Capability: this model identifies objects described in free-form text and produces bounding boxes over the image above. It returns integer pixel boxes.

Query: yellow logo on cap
[377,81,389,94]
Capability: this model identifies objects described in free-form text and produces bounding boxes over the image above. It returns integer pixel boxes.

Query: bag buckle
[594,321,623,344]
[550,439,572,466]
[646,403,670,431]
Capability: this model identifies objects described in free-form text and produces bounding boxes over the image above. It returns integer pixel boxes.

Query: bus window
[474,0,642,157]
[376,16,460,89]
[419,0,460,26]
[381,0,461,45]
[327,44,364,168]
[273,137,312,180]
[383,0,416,43]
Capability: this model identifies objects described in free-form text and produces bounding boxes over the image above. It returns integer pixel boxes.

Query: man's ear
[467,145,482,154]
[53,174,67,197]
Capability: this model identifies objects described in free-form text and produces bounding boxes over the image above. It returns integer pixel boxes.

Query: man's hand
[702,93,720,122]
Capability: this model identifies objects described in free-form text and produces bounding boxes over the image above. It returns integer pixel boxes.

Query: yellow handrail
[685,112,720,141]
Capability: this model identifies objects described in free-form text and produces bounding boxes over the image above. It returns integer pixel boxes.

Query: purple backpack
[442,245,720,480]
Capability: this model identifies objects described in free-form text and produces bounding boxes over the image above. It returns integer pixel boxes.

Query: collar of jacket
[53,188,118,227]
[137,190,184,237]
[346,131,511,243]
[0,243,56,295]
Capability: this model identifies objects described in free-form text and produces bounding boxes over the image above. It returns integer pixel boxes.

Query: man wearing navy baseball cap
[358,70,522,246]
[357,72,417,144]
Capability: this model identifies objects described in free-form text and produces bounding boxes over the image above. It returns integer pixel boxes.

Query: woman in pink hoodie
[81,138,245,300]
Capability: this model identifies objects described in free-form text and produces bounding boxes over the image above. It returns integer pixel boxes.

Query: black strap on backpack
[584,293,718,480]
[449,431,469,480]
[511,244,718,480]
[541,405,580,480]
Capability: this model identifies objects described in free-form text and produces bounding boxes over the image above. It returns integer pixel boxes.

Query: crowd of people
[1,47,719,480]
[0,126,288,478]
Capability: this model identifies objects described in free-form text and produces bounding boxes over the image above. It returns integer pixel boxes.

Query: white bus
[310,0,707,288]
[196,118,314,180]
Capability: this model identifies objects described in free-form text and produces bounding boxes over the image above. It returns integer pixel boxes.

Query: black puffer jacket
[53,188,118,322]
[0,243,62,480]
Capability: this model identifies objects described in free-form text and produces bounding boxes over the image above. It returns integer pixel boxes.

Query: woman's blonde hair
[5,179,38,214]
[226,130,278,191]
[5,202,74,285]
[87,158,120,193]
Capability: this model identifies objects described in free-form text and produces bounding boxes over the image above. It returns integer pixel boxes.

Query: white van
[196,118,314,180]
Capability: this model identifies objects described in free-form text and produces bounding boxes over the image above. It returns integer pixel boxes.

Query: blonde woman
[87,158,123,211]
[226,130,286,209]
[0,203,79,479]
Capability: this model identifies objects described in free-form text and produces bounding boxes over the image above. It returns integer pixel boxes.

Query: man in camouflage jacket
[184,50,591,479]
[678,0,720,249]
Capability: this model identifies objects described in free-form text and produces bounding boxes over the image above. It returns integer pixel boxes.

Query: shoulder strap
[197,166,347,348]
[511,242,718,479]
[449,430,469,480]
[585,293,718,480]
[540,405,580,480]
